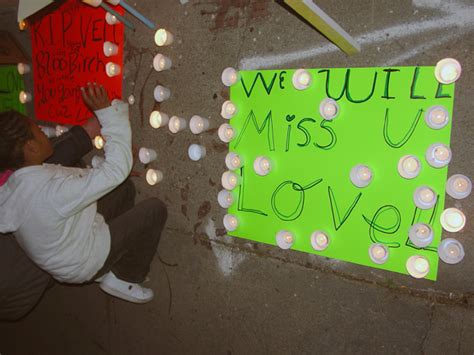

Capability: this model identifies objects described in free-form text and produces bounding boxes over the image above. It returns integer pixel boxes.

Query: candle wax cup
[403,157,418,172]
[420,188,435,203]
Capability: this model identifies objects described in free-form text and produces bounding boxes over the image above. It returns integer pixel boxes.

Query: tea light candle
[221,67,240,87]
[217,189,234,208]
[276,230,295,249]
[19,20,27,31]
[91,155,105,168]
[310,231,330,251]
[440,208,466,232]
[350,164,373,188]
[398,155,421,179]
[319,98,339,120]
[253,156,272,176]
[154,29,174,46]
[153,54,172,72]
[17,63,31,75]
[189,115,210,134]
[153,85,171,102]
[146,168,163,186]
[292,69,312,90]
[105,12,118,25]
[434,58,461,84]
[406,255,430,279]
[413,186,437,210]
[19,91,32,104]
[438,238,465,264]
[225,152,242,170]
[425,106,449,129]
[223,214,239,232]
[369,243,389,264]
[408,223,434,248]
[218,123,235,143]
[221,100,237,119]
[55,125,68,137]
[103,41,119,57]
[139,147,157,164]
[128,95,135,105]
[188,144,206,161]
[446,174,472,199]
[425,143,451,168]
[106,62,121,77]
[93,135,105,150]
[149,111,169,128]
[168,116,186,133]
[221,171,240,190]
[40,126,56,138]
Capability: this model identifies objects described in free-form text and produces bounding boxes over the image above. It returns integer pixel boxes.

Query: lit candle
[146,168,163,186]
[310,231,329,251]
[434,58,461,84]
[17,63,31,75]
[153,54,172,72]
[406,255,430,279]
[188,144,206,161]
[217,189,234,208]
[105,12,118,25]
[55,125,68,137]
[221,171,240,190]
[153,85,171,102]
[105,62,121,77]
[218,123,235,143]
[93,135,105,150]
[168,116,186,133]
[408,223,433,248]
[446,174,472,199]
[426,143,451,168]
[425,106,449,129]
[276,230,295,249]
[225,152,242,170]
[221,67,240,87]
[369,243,389,264]
[19,20,27,31]
[440,208,466,232]
[398,155,421,179]
[139,147,157,164]
[189,115,210,134]
[413,186,437,210]
[149,111,169,128]
[19,91,32,104]
[154,28,174,46]
[223,214,239,232]
[292,69,312,90]
[253,156,272,176]
[128,95,135,105]
[220,100,237,119]
[103,41,119,57]
[350,164,373,188]
[438,238,465,264]
[319,98,339,120]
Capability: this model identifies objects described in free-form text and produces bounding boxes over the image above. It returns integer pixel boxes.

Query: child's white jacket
[0,103,132,283]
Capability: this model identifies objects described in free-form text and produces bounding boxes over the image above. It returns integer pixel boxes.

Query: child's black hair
[0,111,33,172]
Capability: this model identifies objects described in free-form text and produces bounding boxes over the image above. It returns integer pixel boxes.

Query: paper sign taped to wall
[228,67,454,280]
[0,65,26,114]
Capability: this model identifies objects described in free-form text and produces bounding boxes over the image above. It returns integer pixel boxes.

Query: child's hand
[81,83,110,111]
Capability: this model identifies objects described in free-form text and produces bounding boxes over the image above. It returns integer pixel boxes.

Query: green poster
[227,67,454,281]
[0,65,26,114]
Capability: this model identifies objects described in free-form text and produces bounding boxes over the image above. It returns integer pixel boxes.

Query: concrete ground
[1,0,473,353]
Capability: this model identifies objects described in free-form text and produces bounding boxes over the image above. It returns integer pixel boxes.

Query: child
[0,83,167,304]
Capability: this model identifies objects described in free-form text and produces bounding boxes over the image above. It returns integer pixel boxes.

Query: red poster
[31,0,124,125]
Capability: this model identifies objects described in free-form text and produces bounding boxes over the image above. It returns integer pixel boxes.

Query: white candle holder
[368,243,389,264]
[438,238,465,264]
[406,255,430,279]
[434,58,461,84]
[425,143,451,168]
[221,171,240,190]
[128,95,135,105]
[153,85,171,102]
[83,0,101,6]
[188,144,206,161]
[225,152,242,170]
[446,174,472,199]
[223,214,239,232]
[93,135,105,150]
[103,41,119,57]
[398,155,421,179]
[319,98,339,120]
[350,164,373,188]
[155,28,174,46]
[19,91,32,104]
[146,168,163,186]
[217,189,234,208]
[91,155,105,168]
[253,156,272,176]
[218,123,235,143]
[105,12,118,25]
[221,67,240,87]
[149,111,169,129]
[153,54,172,72]
[425,106,449,130]
[55,125,68,137]
[292,69,312,90]
[139,147,157,164]
[275,230,295,249]
[168,116,186,133]
[440,208,466,232]
[413,186,437,210]
[189,115,210,134]
[310,231,330,251]
[408,223,434,248]
[106,62,121,77]
[220,100,237,119]
[40,126,56,138]
[17,63,31,75]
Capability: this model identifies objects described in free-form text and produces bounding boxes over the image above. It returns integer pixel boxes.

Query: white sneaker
[99,271,154,304]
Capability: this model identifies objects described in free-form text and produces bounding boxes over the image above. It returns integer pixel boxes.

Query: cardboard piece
[17,0,54,23]
[0,65,26,114]
[228,67,455,280]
